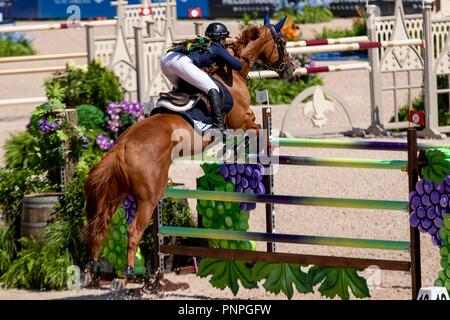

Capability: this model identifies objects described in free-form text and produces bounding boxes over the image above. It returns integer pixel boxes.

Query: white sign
[255,89,269,104]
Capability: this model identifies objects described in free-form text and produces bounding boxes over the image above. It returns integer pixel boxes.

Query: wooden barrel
[21,193,63,239]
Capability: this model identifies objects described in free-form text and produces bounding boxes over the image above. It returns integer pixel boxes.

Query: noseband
[256,25,288,73]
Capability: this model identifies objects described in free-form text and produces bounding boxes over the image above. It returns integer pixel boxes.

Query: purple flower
[107,119,121,133]
[80,134,91,149]
[38,119,59,133]
[96,134,115,151]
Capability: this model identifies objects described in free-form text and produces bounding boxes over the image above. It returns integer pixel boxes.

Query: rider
[160,22,243,135]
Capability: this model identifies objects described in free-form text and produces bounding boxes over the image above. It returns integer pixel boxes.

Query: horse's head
[257,15,294,80]
[233,17,294,81]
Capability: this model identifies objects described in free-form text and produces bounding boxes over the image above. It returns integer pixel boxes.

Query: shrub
[0,38,35,57]
[45,61,124,109]
[76,104,107,131]
[0,168,55,237]
[276,5,333,24]
[4,131,40,170]
[0,222,16,275]
[315,17,367,39]
[249,74,323,105]
[0,237,43,289]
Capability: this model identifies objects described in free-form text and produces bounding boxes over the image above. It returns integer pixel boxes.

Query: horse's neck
[230,39,261,77]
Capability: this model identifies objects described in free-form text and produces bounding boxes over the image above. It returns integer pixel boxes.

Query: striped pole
[248,62,370,79]
[272,137,450,151]
[159,226,410,251]
[274,155,407,170]
[287,39,424,55]
[286,36,369,48]
[164,189,408,211]
[0,20,116,33]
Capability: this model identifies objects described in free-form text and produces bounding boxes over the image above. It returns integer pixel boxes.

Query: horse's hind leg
[123,153,171,278]
[123,199,158,278]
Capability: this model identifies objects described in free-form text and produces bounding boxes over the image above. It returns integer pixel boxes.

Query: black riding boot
[208,88,227,137]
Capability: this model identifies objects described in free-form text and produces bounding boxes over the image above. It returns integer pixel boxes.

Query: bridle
[228,25,289,90]
[255,24,288,74]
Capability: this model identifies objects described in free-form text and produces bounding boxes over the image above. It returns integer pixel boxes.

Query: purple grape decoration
[430,191,441,205]
[421,194,431,207]
[415,179,425,195]
[421,218,432,230]
[423,180,434,194]
[409,212,420,227]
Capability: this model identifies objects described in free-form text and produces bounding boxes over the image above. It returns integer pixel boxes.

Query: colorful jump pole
[159,226,410,251]
[287,39,424,55]
[274,155,407,170]
[164,188,408,211]
[272,137,450,151]
[286,36,369,48]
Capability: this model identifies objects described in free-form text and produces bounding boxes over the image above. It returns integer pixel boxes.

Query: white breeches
[160,51,219,94]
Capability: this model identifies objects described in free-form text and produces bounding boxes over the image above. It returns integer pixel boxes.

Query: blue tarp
[10,0,141,19]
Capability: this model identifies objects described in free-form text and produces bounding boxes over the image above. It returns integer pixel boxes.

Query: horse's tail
[83,143,129,253]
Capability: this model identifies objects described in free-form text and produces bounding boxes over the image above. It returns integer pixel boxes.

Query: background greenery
[0,33,35,57]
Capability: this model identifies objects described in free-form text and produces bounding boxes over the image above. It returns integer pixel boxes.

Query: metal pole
[134,26,145,103]
[407,128,421,300]
[194,22,203,36]
[156,199,165,273]
[262,108,275,252]
[86,25,95,63]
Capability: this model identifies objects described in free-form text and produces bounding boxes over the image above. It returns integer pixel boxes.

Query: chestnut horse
[83,18,294,276]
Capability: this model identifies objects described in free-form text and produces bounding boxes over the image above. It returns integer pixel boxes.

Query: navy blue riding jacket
[178,42,243,71]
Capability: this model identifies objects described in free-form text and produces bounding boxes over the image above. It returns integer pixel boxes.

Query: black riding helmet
[205,22,230,40]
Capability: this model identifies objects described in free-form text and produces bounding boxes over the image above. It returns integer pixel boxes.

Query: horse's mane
[229,26,262,58]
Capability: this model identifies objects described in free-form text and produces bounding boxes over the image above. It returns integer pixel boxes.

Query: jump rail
[0,53,87,63]
[287,39,424,55]
[273,137,450,151]
[0,65,87,76]
[248,62,371,79]
[163,188,408,211]
[286,36,369,48]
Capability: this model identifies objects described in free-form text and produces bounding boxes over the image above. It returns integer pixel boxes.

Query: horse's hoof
[123,266,135,279]
[85,260,98,273]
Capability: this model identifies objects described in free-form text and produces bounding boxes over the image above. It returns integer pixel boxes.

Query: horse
[83,16,294,277]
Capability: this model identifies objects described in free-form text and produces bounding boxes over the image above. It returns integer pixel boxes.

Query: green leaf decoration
[197,258,258,295]
[251,262,313,299]
[307,266,370,300]
[198,163,226,191]
[420,148,450,184]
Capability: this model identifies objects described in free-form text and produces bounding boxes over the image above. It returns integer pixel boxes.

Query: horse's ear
[263,13,270,25]
[274,16,287,32]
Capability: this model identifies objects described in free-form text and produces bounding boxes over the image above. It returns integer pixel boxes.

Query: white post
[366,4,388,136]
[421,0,446,139]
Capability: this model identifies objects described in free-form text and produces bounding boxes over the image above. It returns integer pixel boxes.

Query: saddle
[155,76,233,115]
[159,91,198,106]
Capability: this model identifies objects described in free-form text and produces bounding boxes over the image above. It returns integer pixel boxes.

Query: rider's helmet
[205,22,230,41]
